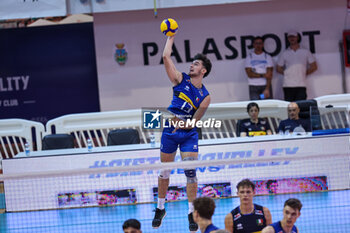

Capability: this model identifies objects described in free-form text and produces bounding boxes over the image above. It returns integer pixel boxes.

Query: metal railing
[0,94,349,161]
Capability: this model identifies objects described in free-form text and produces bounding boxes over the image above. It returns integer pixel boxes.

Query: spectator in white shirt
[276,30,317,101]
[245,36,274,100]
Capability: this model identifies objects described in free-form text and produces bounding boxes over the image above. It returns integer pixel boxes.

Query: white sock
[157,198,165,210]
[188,202,194,214]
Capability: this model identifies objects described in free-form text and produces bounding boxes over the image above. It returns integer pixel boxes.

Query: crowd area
[244,32,317,102]
[238,31,319,137]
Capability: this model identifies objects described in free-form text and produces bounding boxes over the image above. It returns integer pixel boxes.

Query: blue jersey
[231,204,267,233]
[204,223,219,233]
[167,72,209,119]
[270,221,297,233]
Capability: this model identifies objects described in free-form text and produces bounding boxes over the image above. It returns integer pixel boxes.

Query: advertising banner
[2,135,349,212]
[0,0,66,20]
[253,176,328,195]
[0,23,100,123]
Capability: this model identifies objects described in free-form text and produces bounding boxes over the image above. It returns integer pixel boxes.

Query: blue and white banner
[0,0,66,20]
[3,135,349,211]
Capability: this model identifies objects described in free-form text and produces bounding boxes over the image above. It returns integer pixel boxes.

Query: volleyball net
[0,134,349,233]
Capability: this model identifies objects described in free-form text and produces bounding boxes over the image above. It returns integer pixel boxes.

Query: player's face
[282,206,300,228]
[123,227,141,233]
[253,39,264,52]
[237,186,255,205]
[189,60,206,78]
[248,106,259,120]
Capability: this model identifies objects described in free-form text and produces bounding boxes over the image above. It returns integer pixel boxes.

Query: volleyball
[160,18,178,36]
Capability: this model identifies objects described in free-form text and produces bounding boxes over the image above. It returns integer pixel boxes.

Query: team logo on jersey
[199,89,203,96]
[185,85,190,91]
[244,122,251,127]
[255,210,264,215]
[234,213,241,221]
[237,223,243,230]
[114,43,128,65]
[143,109,162,129]
[256,219,264,226]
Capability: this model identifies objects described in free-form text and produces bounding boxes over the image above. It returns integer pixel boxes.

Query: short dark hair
[284,198,302,212]
[247,102,260,112]
[253,36,264,43]
[193,197,216,220]
[236,179,255,191]
[122,219,141,230]
[194,53,212,78]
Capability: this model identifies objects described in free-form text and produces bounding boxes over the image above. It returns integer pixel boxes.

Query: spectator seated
[237,102,272,137]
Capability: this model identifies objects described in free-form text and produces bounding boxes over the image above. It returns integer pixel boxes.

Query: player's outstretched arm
[163,36,182,85]
[261,226,275,233]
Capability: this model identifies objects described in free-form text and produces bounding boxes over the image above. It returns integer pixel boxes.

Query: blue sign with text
[0,23,100,123]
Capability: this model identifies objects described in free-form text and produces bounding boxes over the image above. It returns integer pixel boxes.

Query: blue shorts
[160,126,198,153]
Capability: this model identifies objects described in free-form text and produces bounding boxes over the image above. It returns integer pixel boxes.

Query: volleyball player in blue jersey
[262,198,302,233]
[152,34,212,232]
[193,197,219,233]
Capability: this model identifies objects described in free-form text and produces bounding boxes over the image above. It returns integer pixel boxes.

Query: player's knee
[184,168,197,183]
[159,169,171,179]
[183,157,197,183]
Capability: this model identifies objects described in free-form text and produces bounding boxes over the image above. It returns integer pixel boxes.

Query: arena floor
[0,190,349,233]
